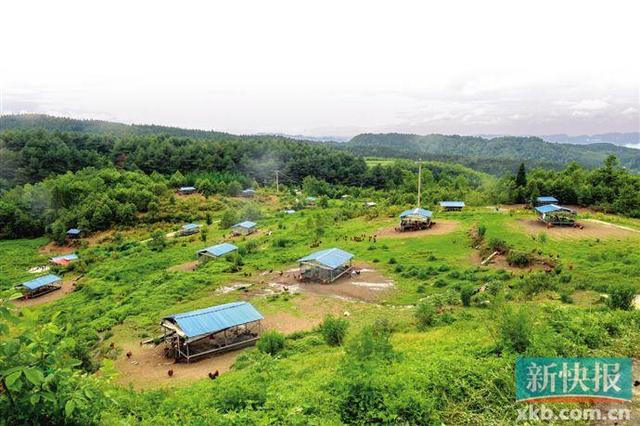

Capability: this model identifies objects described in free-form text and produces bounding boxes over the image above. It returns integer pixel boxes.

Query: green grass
[2,197,640,424]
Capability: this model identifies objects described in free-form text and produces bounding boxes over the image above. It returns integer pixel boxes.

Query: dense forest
[336,133,640,175]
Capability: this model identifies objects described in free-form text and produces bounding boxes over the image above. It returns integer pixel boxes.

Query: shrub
[506,250,532,267]
[460,286,475,307]
[520,273,557,296]
[414,301,436,330]
[538,233,547,244]
[496,306,533,353]
[257,331,286,355]
[319,315,349,346]
[560,291,574,304]
[477,224,487,238]
[488,238,509,254]
[434,279,447,288]
[388,257,397,264]
[607,285,636,310]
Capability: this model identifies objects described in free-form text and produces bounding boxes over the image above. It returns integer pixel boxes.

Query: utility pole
[275,170,279,193]
[417,160,422,208]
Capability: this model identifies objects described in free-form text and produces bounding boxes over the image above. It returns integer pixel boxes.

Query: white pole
[417,160,422,208]
[276,170,279,193]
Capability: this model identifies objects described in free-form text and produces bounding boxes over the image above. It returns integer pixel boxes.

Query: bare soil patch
[255,262,394,303]
[377,220,459,239]
[38,243,75,255]
[470,252,545,274]
[515,219,638,240]
[168,260,199,272]
[14,279,77,308]
[114,340,240,390]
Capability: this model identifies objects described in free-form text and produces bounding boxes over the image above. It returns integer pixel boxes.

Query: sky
[1,0,639,137]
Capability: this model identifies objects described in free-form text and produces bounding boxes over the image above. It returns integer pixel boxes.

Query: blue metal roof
[67,228,81,235]
[306,196,317,201]
[399,208,433,218]
[180,186,196,190]
[537,196,558,203]
[182,223,201,230]
[233,221,257,229]
[198,243,238,257]
[535,204,573,214]
[20,274,62,291]
[50,253,78,262]
[440,201,465,208]
[241,188,256,194]
[164,301,264,339]
[299,248,354,269]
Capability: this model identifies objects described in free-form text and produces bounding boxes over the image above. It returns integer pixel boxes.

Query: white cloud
[1,0,639,136]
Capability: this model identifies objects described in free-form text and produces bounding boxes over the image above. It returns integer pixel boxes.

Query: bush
[257,331,286,355]
[388,257,397,264]
[560,291,574,304]
[477,224,487,238]
[488,238,509,254]
[460,286,475,307]
[607,285,636,310]
[496,306,533,353]
[414,301,437,330]
[506,250,532,267]
[319,315,349,346]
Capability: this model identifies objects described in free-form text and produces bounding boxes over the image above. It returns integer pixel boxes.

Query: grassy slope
[2,197,639,424]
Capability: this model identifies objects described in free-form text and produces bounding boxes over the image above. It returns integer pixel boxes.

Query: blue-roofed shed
[67,228,82,238]
[232,221,258,236]
[197,243,238,262]
[440,201,465,211]
[161,301,264,362]
[298,248,354,283]
[241,188,256,197]
[536,196,558,206]
[398,208,433,231]
[178,186,197,195]
[16,274,62,297]
[179,223,202,236]
[534,204,576,225]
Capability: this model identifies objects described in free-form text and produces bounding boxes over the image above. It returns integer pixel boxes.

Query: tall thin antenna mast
[417,160,422,208]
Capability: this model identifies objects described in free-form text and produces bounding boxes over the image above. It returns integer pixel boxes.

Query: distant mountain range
[541,132,640,148]
[334,133,640,174]
[1,114,638,175]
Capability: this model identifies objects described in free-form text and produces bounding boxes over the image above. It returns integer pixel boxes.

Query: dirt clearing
[515,219,638,240]
[168,260,199,272]
[377,220,459,239]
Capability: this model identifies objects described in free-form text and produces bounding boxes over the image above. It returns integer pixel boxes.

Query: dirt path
[377,220,460,239]
[13,279,77,307]
[514,219,638,240]
[168,260,199,272]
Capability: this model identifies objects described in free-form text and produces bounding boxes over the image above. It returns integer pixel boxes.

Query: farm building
[50,253,79,265]
[232,221,257,236]
[197,242,238,263]
[16,274,62,299]
[365,202,377,208]
[161,301,264,363]
[535,204,577,226]
[241,188,256,197]
[298,247,354,283]
[179,223,202,236]
[67,228,82,239]
[536,196,558,206]
[283,209,296,214]
[440,201,465,211]
[398,208,433,231]
[305,196,317,205]
[178,186,197,195]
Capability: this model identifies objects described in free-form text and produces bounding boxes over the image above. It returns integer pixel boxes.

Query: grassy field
[2,194,639,424]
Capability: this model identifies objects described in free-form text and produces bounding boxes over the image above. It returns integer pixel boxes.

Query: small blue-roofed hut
[536,196,558,206]
[439,201,465,211]
[161,301,264,362]
[179,223,202,236]
[398,208,433,231]
[232,221,257,236]
[241,188,256,197]
[178,186,197,195]
[67,228,82,239]
[197,242,238,263]
[50,253,79,265]
[534,204,576,226]
[16,274,62,298]
[298,247,354,283]
[305,196,317,205]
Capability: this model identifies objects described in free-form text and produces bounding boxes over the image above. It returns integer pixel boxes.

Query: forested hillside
[337,133,640,174]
